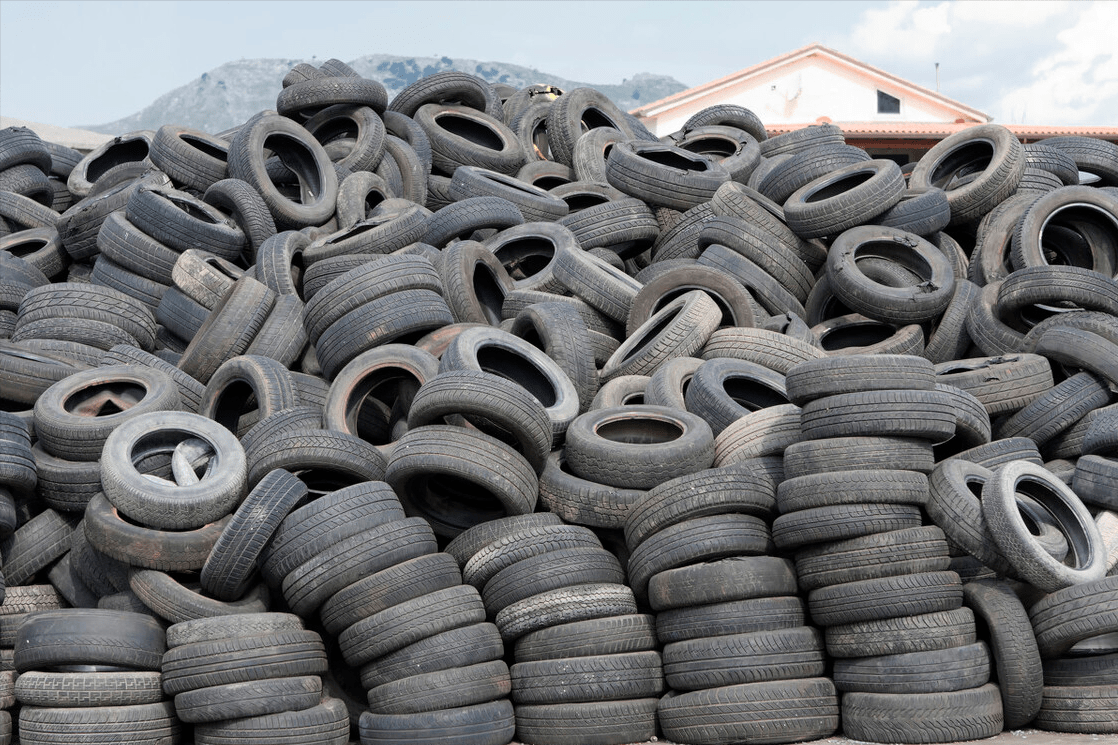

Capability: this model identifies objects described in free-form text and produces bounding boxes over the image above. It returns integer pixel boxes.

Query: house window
[877,90,901,114]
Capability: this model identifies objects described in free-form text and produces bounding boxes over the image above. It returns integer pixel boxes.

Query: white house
[631,43,1118,164]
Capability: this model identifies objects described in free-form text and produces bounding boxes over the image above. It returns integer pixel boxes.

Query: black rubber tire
[359,699,515,745]
[494,582,638,641]
[647,556,797,612]
[149,124,229,191]
[773,502,923,551]
[510,650,661,705]
[1034,684,1118,735]
[925,458,1017,575]
[508,300,599,411]
[200,353,297,433]
[18,701,180,745]
[963,579,1043,728]
[245,427,387,492]
[824,225,955,323]
[841,683,1003,744]
[784,353,934,405]
[405,369,552,473]
[439,238,515,325]
[910,123,1026,224]
[563,404,715,490]
[13,608,165,672]
[415,103,525,176]
[982,462,1105,592]
[359,621,504,689]
[833,641,991,695]
[202,177,278,262]
[794,526,951,593]
[1043,135,1118,186]
[871,186,952,236]
[384,424,538,537]
[32,363,181,461]
[83,490,229,571]
[126,184,245,258]
[366,659,510,715]
[449,165,568,223]
[995,371,1111,446]
[553,242,642,325]
[599,290,720,382]
[480,544,624,613]
[15,280,158,352]
[314,288,453,380]
[281,516,437,617]
[198,468,306,601]
[1029,575,1118,659]
[537,449,646,530]
[227,113,339,230]
[1011,185,1118,274]
[783,159,905,239]
[935,353,1054,417]
[100,410,246,530]
[258,480,404,585]
[545,88,634,168]
[1074,454,1118,509]
[627,513,772,603]
[605,140,730,211]
[623,460,776,550]
[662,626,823,691]
[303,254,441,343]
[161,628,327,695]
[482,220,575,294]
[825,607,977,659]
[658,678,839,745]
[799,389,957,443]
[177,275,276,384]
[439,324,581,444]
[683,357,789,436]
[807,569,962,627]
[512,613,655,663]
[172,675,321,724]
[320,552,461,636]
[338,584,486,667]
[127,567,268,623]
[14,670,163,707]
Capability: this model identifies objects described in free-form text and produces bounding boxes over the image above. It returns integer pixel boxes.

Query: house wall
[643,58,965,137]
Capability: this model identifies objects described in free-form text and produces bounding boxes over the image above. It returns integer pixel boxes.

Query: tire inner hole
[435,113,504,151]
[476,347,557,407]
[595,417,683,445]
[64,382,147,417]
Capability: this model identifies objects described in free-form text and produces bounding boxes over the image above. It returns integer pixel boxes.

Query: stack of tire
[161,612,348,744]
[14,609,177,744]
[254,478,516,745]
[0,411,34,562]
[92,180,246,325]
[0,127,69,286]
[777,354,1006,743]
[446,513,656,745]
[4,54,1118,743]
[622,465,840,745]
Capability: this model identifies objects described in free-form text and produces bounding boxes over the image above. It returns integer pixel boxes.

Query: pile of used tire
[0,57,1117,745]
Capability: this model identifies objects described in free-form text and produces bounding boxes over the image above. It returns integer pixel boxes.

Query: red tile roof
[764,120,1118,142]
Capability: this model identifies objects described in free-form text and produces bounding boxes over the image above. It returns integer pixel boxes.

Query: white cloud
[839,0,1117,125]
[996,2,1118,124]
[847,1,952,59]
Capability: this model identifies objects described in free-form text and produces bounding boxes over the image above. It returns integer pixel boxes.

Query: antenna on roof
[935,63,940,92]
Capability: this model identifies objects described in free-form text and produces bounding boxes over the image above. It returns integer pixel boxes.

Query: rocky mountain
[85,54,687,135]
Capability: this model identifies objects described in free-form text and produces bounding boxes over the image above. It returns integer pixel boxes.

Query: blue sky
[1,0,1115,128]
